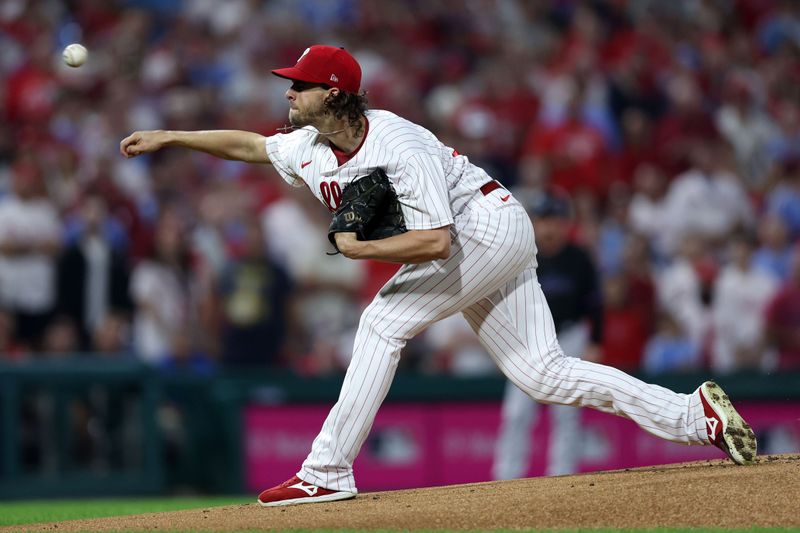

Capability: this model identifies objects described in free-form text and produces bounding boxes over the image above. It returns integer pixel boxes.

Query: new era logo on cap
[272,45,361,94]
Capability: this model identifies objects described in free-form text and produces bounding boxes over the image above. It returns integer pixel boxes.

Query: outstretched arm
[120,130,271,164]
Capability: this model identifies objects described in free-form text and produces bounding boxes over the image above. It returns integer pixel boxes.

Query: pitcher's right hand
[120,130,167,158]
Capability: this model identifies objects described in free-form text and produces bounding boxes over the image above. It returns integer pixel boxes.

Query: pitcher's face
[285,81,332,128]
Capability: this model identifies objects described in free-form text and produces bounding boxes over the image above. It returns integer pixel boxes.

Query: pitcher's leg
[492,381,540,480]
[297,304,404,493]
[463,268,708,445]
[298,206,537,492]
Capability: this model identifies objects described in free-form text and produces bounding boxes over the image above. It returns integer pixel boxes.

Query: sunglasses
[290,81,331,92]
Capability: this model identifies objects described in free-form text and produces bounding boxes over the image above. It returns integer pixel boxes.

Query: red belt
[480,180,503,195]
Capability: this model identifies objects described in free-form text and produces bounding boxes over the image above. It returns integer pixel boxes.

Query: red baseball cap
[272,45,361,94]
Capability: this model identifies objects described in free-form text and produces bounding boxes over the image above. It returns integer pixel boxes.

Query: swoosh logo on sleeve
[301,160,312,169]
[501,194,510,202]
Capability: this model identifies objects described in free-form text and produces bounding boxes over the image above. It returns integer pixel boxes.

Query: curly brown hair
[324,90,369,136]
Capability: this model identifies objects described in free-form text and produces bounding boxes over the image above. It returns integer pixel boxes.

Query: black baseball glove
[328,168,407,251]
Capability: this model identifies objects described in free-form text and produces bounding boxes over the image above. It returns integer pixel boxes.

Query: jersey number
[320,181,342,211]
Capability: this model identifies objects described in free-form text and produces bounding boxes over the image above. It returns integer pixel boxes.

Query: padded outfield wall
[1,358,798,498]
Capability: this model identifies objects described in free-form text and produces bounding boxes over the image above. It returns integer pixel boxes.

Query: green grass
[0,496,250,527]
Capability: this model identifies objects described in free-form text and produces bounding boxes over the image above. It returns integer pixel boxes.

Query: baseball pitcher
[120,45,757,507]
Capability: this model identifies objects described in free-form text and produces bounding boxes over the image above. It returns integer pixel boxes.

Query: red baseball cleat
[257,476,356,507]
[698,381,757,465]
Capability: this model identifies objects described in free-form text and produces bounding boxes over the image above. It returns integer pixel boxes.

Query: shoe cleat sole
[702,381,757,465]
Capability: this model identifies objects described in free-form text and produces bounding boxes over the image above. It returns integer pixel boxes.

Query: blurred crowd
[1,0,799,376]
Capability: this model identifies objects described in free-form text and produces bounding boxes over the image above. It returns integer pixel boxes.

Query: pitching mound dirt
[9,454,800,532]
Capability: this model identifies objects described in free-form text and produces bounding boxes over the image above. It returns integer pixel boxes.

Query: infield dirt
[7,454,800,532]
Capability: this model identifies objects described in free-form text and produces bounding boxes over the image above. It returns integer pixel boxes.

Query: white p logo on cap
[297,47,311,63]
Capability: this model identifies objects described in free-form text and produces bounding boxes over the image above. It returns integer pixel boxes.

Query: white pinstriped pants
[298,193,709,492]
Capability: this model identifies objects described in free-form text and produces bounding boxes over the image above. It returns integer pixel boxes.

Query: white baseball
[62,43,88,68]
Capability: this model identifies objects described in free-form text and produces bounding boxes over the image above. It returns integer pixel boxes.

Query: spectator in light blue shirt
[643,313,701,374]
[752,215,794,282]
[765,160,800,240]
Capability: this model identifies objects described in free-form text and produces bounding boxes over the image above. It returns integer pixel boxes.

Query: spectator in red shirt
[4,37,57,126]
[600,235,656,371]
[520,79,609,196]
[764,246,800,370]
[655,73,719,176]
[601,273,647,371]
[621,233,657,331]
[607,108,662,187]
[0,309,26,361]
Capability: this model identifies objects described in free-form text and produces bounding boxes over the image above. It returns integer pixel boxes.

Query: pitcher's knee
[509,349,580,403]
[358,303,416,343]
[352,311,407,360]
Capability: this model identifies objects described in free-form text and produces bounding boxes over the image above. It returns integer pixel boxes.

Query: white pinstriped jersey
[260,109,713,496]
[265,109,493,229]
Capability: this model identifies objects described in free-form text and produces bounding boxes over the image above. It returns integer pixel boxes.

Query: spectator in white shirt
[711,231,778,373]
[662,140,754,255]
[130,207,193,365]
[656,233,716,349]
[261,192,363,371]
[715,75,778,189]
[0,155,62,350]
[628,163,670,262]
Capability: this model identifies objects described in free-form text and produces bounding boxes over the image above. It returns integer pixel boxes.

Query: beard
[288,99,327,128]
